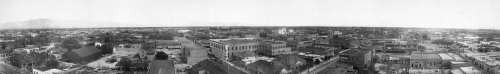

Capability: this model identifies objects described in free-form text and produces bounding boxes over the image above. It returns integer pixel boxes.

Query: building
[257,40,292,56]
[314,36,330,45]
[32,68,64,74]
[438,53,465,62]
[408,69,447,74]
[113,44,143,56]
[209,38,260,60]
[328,30,342,37]
[154,40,182,49]
[338,49,373,69]
[187,60,247,74]
[154,40,183,59]
[428,32,446,40]
[378,54,410,65]
[453,66,482,74]
[296,40,313,48]
[463,52,500,74]
[409,53,445,69]
[317,63,357,74]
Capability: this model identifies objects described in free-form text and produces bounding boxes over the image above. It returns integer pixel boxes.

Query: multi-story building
[463,52,500,74]
[409,53,445,69]
[209,38,260,60]
[339,49,373,69]
[257,40,292,56]
[377,53,450,74]
[408,69,448,74]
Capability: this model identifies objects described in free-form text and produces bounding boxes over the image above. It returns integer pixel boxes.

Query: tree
[155,51,169,60]
[116,57,133,71]
[147,31,175,40]
[141,42,156,52]
[329,36,352,49]
[101,32,118,54]
[44,59,60,68]
[32,33,51,46]
[8,52,56,68]
[61,38,82,50]
[432,39,454,45]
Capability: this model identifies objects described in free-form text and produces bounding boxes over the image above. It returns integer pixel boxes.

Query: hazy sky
[1,0,499,29]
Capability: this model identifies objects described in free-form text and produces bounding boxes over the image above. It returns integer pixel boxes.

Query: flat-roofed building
[437,53,466,63]
[257,40,292,56]
[154,40,182,49]
[460,67,482,74]
[409,69,448,74]
[209,38,260,60]
[462,52,500,74]
[409,54,444,69]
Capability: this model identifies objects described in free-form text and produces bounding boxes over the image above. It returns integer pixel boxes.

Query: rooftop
[460,66,481,74]
[210,38,259,44]
[410,53,441,60]
[438,53,454,61]
[188,60,247,74]
[466,52,500,66]
[317,63,355,74]
[262,40,286,44]
[155,40,181,46]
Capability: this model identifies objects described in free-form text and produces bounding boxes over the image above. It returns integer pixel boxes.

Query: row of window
[228,45,258,51]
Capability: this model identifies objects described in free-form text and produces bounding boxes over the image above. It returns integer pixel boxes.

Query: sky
[0,0,499,29]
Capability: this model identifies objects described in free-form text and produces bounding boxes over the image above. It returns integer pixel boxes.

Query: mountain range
[0,19,129,29]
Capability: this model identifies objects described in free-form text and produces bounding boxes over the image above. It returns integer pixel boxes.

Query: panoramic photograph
[1,0,500,74]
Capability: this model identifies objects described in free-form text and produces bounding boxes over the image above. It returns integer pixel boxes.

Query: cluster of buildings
[462,51,500,74]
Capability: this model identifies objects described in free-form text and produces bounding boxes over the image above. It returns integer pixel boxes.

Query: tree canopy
[431,39,454,45]
[61,38,82,50]
[155,51,169,60]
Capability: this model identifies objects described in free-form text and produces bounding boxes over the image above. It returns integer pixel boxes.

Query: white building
[32,68,64,74]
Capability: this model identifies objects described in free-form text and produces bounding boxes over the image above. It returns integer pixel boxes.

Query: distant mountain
[0,19,128,29]
[0,18,56,29]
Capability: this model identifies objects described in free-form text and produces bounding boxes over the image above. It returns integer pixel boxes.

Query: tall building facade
[209,38,260,60]
[257,40,292,56]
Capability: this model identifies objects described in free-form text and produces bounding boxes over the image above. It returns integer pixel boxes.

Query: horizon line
[0,25,495,31]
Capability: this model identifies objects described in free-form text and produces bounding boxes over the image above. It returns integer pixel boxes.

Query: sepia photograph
[1,0,500,74]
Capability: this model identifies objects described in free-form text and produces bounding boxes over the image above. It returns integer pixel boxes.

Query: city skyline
[1,0,500,29]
